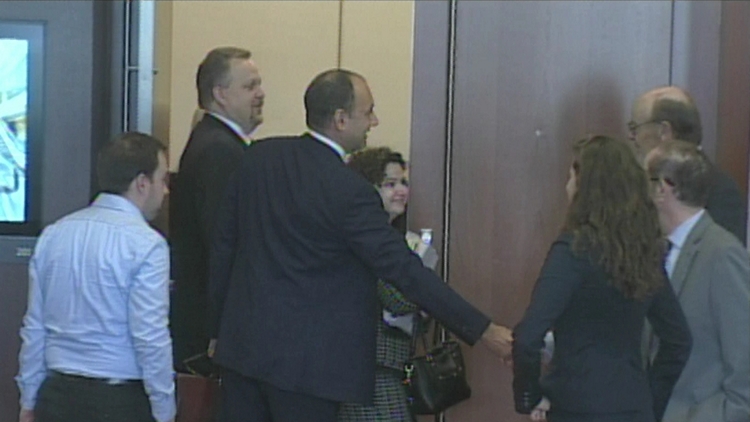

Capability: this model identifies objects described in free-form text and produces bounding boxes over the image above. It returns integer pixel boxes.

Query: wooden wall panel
[411,1,750,420]
[444,2,672,420]
[715,1,750,196]
[408,1,450,252]
[671,1,722,161]
[672,1,750,196]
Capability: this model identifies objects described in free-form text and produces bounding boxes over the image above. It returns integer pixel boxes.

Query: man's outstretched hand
[481,323,513,359]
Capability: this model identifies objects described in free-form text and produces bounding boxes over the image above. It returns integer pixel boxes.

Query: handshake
[480,322,514,360]
[480,323,552,421]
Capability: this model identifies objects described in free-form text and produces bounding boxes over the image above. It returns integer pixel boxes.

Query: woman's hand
[529,397,550,421]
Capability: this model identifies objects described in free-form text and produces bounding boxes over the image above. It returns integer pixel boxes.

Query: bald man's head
[629,86,702,160]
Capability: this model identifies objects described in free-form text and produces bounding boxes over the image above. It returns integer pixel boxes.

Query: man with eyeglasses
[629,86,747,246]
[645,140,749,422]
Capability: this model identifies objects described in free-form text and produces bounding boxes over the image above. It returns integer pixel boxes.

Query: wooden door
[410,1,674,420]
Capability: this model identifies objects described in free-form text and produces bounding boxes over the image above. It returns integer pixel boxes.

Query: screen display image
[0,38,28,222]
[0,21,43,235]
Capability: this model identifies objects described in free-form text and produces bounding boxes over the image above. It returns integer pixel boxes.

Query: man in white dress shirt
[16,132,174,422]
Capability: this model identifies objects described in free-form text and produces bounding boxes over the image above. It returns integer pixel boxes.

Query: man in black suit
[629,86,748,246]
[170,47,265,372]
[209,69,513,422]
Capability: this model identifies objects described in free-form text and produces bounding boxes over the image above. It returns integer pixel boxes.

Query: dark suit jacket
[706,167,747,247]
[208,133,491,404]
[513,234,692,420]
[169,114,248,365]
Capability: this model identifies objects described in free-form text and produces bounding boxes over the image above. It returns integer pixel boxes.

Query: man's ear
[654,178,674,202]
[658,121,674,141]
[212,85,227,107]
[333,108,348,131]
[133,173,150,195]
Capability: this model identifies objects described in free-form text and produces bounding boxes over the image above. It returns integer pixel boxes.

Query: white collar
[307,130,347,160]
[92,193,145,221]
[668,209,705,250]
[208,112,252,145]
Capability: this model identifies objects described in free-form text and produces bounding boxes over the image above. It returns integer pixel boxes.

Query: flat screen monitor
[0,21,43,236]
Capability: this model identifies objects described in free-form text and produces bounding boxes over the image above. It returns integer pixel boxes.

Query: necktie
[647,239,675,368]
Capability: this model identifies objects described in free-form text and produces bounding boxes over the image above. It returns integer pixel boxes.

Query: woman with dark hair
[512,136,692,422]
[339,147,436,422]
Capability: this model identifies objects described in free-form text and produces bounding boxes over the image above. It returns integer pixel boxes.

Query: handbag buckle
[403,364,414,385]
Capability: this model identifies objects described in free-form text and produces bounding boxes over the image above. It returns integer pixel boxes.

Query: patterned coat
[339,232,437,422]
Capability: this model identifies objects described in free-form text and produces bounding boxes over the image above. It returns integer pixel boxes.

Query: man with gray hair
[630,86,747,245]
[646,140,750,422]
[170,46,265,372]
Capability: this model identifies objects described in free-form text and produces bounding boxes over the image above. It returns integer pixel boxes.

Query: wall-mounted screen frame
[0,21,44,236]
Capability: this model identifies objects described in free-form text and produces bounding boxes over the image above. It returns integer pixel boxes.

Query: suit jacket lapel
[670,213,711,297]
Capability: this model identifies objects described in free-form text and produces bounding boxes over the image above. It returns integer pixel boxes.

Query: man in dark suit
[629,86,748,246]
[170,47,265,372]
[209,69,513,422]
[646,141,749,422]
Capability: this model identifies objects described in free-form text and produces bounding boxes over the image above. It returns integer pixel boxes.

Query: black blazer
[706,167,747,246]
[513,234,692,420]
[169,114,247,365]
[208,134,491,404]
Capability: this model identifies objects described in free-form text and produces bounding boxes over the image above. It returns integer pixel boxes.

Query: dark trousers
[36,372,154,422]
[220,368,338,422]
[548,409,655,422]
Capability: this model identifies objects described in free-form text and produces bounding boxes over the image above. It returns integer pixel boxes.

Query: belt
[49,370,141,386]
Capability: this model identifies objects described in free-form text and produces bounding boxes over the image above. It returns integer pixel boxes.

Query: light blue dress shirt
[665,209,705,279]
[16,193,175,422]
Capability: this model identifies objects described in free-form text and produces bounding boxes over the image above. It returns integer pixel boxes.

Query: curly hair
[564,135,665,299]
[347,147,406,185]
[348,147,408,233]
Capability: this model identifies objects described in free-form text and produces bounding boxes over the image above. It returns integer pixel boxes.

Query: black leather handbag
[403,318,471,415]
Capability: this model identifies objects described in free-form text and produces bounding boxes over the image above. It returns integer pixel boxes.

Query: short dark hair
[647,140,711,207]
[650,98,702,145]
[196,47,252,109]
[304,69,363,131]
[97,132,167,194]
[347,146,406,185]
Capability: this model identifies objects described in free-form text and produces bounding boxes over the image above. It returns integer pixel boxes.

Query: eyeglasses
[627,120,659,137]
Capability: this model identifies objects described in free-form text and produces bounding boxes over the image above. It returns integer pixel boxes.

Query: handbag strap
[409,313,454,357]
[408,313,427,357]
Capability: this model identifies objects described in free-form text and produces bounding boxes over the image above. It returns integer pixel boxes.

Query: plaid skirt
[338,367,413,422]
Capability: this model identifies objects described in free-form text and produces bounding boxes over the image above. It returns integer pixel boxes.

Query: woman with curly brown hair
[339,146,437,422]
[512,136,692,422]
